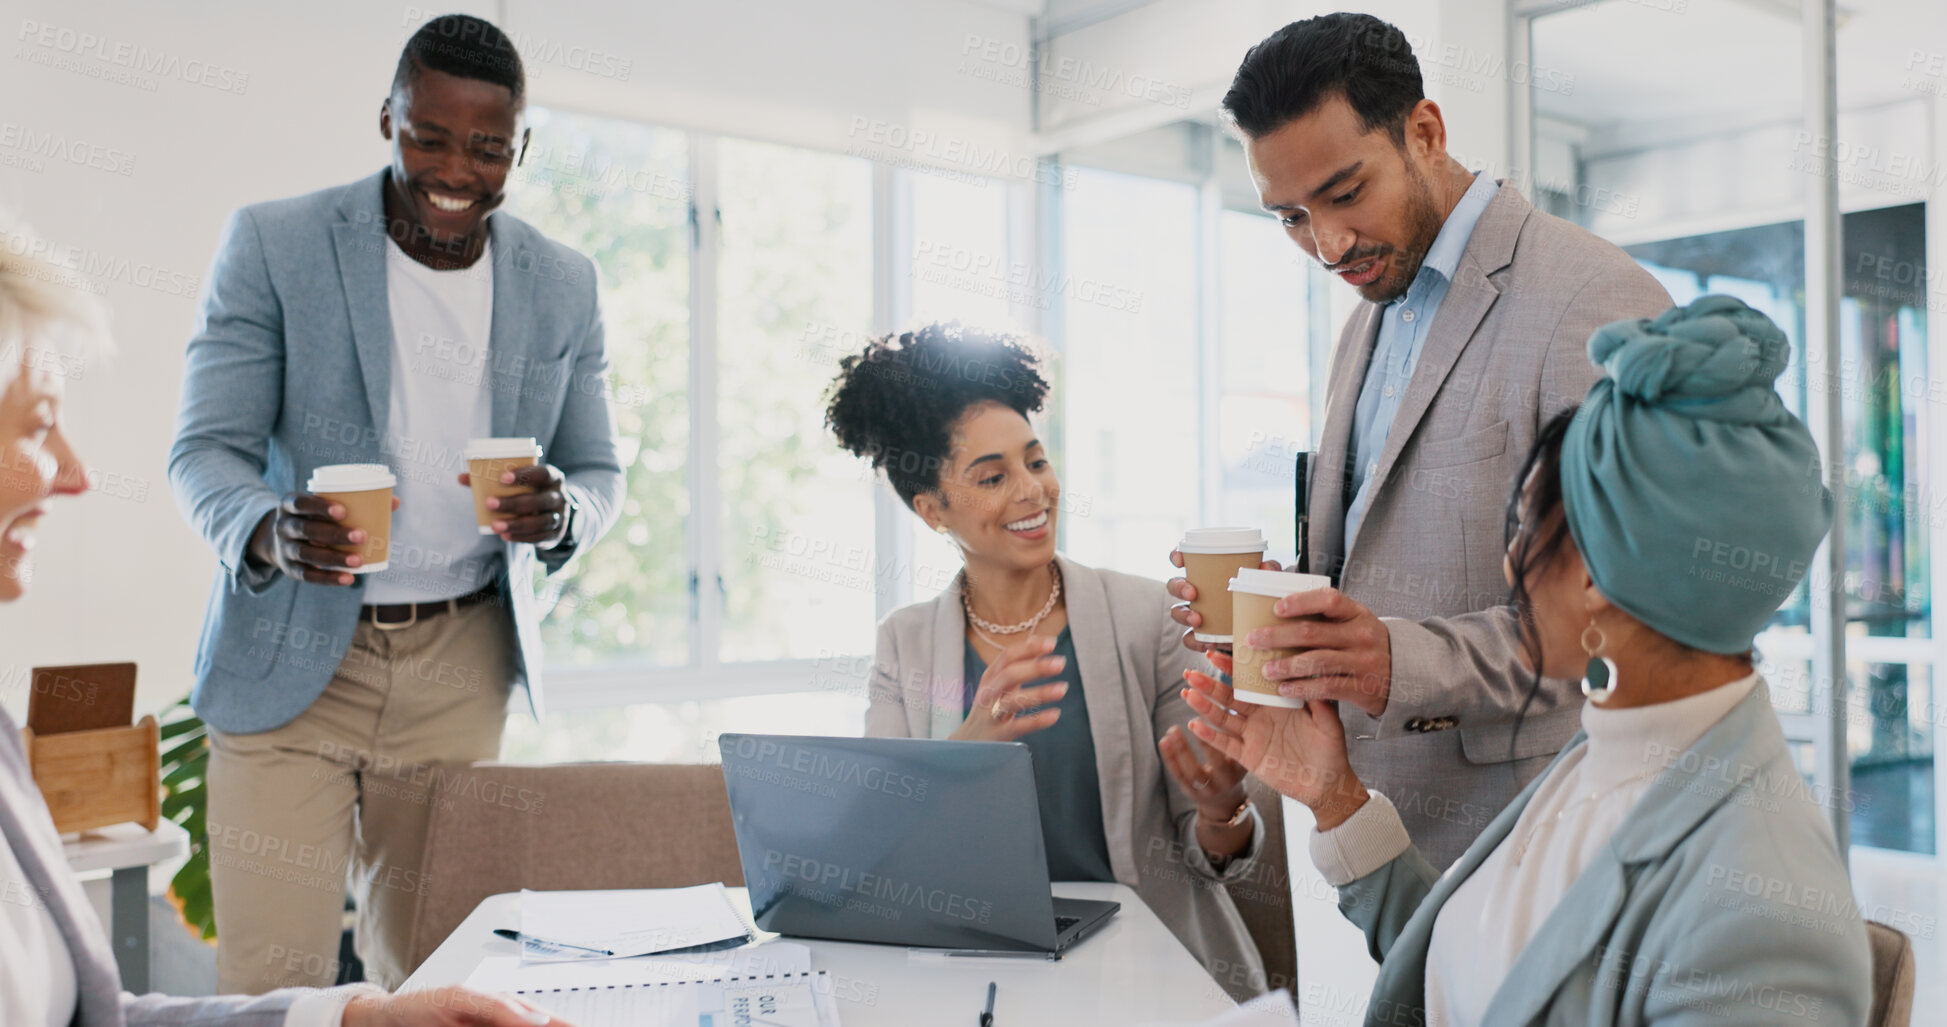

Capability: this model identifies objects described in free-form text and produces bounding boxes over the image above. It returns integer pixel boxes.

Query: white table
[63,819,190,992]
[406,882,1237,1026]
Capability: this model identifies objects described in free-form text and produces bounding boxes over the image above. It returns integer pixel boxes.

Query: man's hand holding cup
[459,436,570,547]
[457,462,570,547]
[249,464,399,586]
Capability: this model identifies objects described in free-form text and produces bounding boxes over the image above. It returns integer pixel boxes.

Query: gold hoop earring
[1580,620,1619,706]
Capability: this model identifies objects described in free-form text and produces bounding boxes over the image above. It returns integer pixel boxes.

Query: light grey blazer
[0,706,305,1025]
[169,169,625,734]
[864,555,1267,995]
[1306,181,1674,868]
[1337,682,1872,1026]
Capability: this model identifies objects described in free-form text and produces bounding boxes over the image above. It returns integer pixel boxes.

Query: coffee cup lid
[307,463,396,493]
[465,437,543,460]
[1228,567,1331,599]
[1177,527,1265,554]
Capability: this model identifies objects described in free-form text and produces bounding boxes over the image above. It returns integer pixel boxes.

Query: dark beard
[1362,163,1447,305]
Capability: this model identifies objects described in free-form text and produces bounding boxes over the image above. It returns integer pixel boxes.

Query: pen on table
[1294,450,1312,575]
[492,928,614,956]
[979,981,996,1027]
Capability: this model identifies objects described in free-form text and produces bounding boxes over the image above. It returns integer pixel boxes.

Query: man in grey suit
[168,16,622,990]
[1171,14,1671,868]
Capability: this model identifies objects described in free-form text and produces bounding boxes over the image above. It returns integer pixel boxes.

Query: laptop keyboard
[1054,915,1081,934]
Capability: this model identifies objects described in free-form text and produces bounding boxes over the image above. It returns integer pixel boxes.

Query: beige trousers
[206,599,513,992]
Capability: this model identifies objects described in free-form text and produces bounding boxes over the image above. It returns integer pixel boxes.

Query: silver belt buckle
[370,604,419,632]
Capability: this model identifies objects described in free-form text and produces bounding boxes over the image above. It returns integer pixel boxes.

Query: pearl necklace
[1511,767,1660,865]
[963,564,1061,647]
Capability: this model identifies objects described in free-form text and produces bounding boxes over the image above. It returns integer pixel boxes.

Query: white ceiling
[1531,0,1934,136]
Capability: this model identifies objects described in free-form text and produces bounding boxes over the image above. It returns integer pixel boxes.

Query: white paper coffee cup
[1228,567,1332,708]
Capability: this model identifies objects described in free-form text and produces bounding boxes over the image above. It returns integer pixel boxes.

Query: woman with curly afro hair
[823,322,1268,997]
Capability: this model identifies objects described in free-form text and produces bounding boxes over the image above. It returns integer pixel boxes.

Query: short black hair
[393,14,525,105]
[1221,13,1422,142]
[823,323,1051,507]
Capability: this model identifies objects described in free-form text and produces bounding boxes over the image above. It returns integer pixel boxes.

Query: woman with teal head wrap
[1184,295,1874,1024]
[1560,293,1834,667]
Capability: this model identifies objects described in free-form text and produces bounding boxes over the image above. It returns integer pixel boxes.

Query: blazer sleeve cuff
[282,984,387,1027]
[1309,789,1411,887]
[1376,617,1449,738]
[1175,803,1267,883]
[226,495,282,596]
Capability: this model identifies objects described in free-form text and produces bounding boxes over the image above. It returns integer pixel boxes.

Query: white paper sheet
[464,941,814,993]
[517,884,753,962]
[509,970,837,1027]
[1128,989,1300,1027]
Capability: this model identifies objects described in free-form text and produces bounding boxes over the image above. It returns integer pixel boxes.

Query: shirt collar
[1412,172,1499,290]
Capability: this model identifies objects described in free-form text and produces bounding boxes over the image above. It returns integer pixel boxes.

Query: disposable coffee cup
[465,437,543,535]
[306,464,396,574]
[1178,527,1267,643]
[1228,567,1332,708]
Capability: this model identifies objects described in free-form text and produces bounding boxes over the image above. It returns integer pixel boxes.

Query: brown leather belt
[361,584,499,631]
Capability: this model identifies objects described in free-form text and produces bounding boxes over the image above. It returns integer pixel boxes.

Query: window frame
[536,120,1036,711]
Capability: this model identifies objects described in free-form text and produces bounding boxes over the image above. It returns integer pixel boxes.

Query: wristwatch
[542,496,580,552]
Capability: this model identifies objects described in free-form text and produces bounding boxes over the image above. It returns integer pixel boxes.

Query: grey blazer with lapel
[0,706,305,1025]
[168,170,625,734]
[1335,683,1872,1026]
[864,555,1268,995]
[1307,181,1673,868]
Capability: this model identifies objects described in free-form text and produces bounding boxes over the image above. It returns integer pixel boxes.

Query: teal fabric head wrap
[1559,294,1834,654]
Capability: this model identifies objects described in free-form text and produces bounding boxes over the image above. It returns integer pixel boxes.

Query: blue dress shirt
[1341,172,1500,551]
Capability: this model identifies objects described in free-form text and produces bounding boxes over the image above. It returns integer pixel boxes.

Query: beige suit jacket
[1307,181,1673,869]
[864,554,1267,997]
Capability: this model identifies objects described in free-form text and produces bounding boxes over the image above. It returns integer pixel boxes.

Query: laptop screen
[718,734,1061,951]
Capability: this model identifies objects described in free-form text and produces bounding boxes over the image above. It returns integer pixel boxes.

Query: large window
[505,109,691,668]
[499,110,1037,752]
[499,109,1320,748]
[1532,0,1936,858]
[1216,209,1311,559]
[717,139,877,662]
[1525,0,1943,1008]
[1058,167,1201,576]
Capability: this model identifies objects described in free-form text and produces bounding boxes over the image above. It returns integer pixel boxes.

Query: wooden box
[20,663,160,834]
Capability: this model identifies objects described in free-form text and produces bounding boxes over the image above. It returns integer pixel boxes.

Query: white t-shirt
[366,236,502,604]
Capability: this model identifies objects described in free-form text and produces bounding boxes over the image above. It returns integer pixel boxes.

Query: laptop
[717,733,1120,954]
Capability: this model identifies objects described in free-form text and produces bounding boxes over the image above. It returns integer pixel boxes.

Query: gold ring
[991,700,1008,721]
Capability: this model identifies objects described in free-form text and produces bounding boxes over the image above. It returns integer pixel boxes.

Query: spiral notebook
[511,970,839,1027]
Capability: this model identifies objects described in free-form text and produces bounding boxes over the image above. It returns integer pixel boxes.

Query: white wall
[1033,0,1511,175]
[0,0,1032,719]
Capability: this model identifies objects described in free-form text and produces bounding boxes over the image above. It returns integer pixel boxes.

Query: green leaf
[159,716,205,741]
[160,761,204,789]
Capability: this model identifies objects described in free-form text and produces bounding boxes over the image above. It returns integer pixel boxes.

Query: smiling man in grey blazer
[1172,14,1671,870]
[168,15,621,992]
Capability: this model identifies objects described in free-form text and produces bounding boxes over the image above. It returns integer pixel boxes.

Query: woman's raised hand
[1180,650,1370,829]
[952,634,1069,742]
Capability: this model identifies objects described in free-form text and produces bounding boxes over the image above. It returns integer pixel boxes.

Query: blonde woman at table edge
[0,221,573,1027]
[1187,297,1873,1025]
[823,322,1270,999]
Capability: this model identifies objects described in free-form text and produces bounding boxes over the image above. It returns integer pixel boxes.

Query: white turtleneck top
[1310,673,1761,1027]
